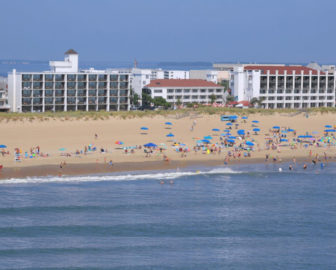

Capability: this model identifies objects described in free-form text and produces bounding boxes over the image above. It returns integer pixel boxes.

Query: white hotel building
[8,49,131,112]
[231,65,336,109]
[143,79,226,105]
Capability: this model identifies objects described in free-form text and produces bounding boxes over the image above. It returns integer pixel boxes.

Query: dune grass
[0,107,336,122]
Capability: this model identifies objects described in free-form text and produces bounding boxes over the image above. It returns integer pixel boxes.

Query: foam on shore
[0,167,241,185]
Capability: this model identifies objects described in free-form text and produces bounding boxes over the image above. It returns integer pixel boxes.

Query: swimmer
[303,164,307,170]
[289,165,293,171]
[279,168,282,172]
[160,180,165,185]
[169,180,174,185]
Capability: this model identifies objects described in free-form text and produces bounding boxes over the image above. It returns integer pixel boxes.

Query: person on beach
[109,160,113,166]
[95,133,98,139]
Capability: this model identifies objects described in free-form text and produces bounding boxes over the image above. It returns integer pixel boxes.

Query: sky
[0,0,335,63]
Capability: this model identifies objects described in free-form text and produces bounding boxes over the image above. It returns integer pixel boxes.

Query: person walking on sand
[109,160,113,166]
[95,133,98,140]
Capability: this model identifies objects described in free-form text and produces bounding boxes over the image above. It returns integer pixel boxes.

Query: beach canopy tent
[0,145,7,148]
[325,125,332,128]
[253,128,260,132]
[212,128,220,132]
[252,120,259,123]
[165,122,173,125]
[144,143,157,148]
[140,127,149,130]
[237,129,245,135]
[245,141,254,146]
[273,126,280,129]
[242,116,248,119]
[115,141,124,145]
[203,136,213,140]
[166,133,174,137]
[226,122,233,126]
[221,115,238,122]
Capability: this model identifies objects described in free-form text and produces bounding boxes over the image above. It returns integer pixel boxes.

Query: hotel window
[184,89,190,93]
[216,89,222,93]
[200,89,206,93]
[167,89,174,93]
[208,89,214,93]
[176,89,182,93]
[110,75,118,81]
[154,89,162,93]
[277,97,283,100]
[167,96,174,100]
[192,95,198,99]
[192,89,198,93]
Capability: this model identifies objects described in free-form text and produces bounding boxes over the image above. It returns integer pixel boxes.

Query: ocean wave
[0,167,241,185]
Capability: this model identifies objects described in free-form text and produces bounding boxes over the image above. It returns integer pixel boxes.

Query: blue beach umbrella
[245,141,254,146]
[226,122,232,126]
[325,125,332,128]
[253,128,260,132]
[227,139,235,143]
[140,127,148,130]
[280,139,288,142]
[229,136,236,139]
[212,128,220,132]
[252,120,259,123]
[223,129,230,132]
[281,130,288,133]
[165,122,172,125]
[242,116,248,119]
[166,133,174,137]
[325,129,336,133]
[0,145,7,148]
[202,139,211,144]
[144,143,157,147]
[273,126,280,129]
[203,135,213,140]
[287,128,295,132]
[237,129,245,135]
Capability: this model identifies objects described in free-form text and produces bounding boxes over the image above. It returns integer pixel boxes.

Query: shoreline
[0,155,331,180]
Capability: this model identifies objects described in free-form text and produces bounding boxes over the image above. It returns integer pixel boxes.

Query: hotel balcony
[55,75,65,81]
[67,97,76,104]
[55,98,64,104]
[45,98,53,105]
[67,82,76,89]
[110,90,118,97]
[77,99,86,105]
[33,82,43,90]
[88,97,96,105]
[119,97,128,104]
[55,90,64,97]
[77,82,86,89]
[89,90,97,97]
[110,97,118,104]
[22,90,32,97]
[45,75,53,81]
[33,90,43,97]
[120,90,128,96]
[22,98,32,105]
[98,97,107,104]
[120,75,129,81]
[33,75,43,81]
[67,90,76,97]
[77,75,87,81]
[45,90,53,97]
[77,90,86,96]
[33,98,43,105]
[98,82,107,89]
[22,75,32,81]
[98,75,107,81]
[89,75,97,81]
[98,90,107,96]
[45,82,53,89]
[55,83,65,90]
[89,82,97,90]
[110,82,118,89]
[110,75,119,81]
[67,75,76,81]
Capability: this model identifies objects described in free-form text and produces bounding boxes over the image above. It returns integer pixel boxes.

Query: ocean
[0,163,336,269]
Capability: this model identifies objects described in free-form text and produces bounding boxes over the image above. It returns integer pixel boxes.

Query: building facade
[143,79,226,105]
[0,77,9,111]
[7,50,131,112]
[189,70,218,83]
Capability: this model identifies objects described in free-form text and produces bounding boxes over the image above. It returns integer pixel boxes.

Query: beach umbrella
[227,139,235,143]
[165,122,172,125]
[140,127,148,130]
[281,130,288,133]
[229,136,236,139]
[202,139,211,144]
[166,133,174,137]
[280,138,288,142]
[196,140,203,144]
[226,122,232,126]
[245,141,254,146]
[325,125,332,128]
[287,128,295,132]
[59,148,66,151]
[273,126,280,129]
[325,129,336,133]
[252,120,259,123]
[0,145,7,148]
[115,141,124,145]
[144,143,157,148]
[242,116,248,119]
[253,128,260,132]
[223,129,230,132]
[212,128,220,132]
[203,136,213,140]
[237,129,245,135]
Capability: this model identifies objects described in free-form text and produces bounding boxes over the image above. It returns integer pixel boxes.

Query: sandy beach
[1,111,336,179]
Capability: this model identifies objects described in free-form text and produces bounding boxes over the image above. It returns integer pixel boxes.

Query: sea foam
[0,167,241,185]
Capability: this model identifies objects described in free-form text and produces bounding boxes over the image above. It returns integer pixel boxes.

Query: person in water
[303,164,307,170]
[289,165,293,171]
